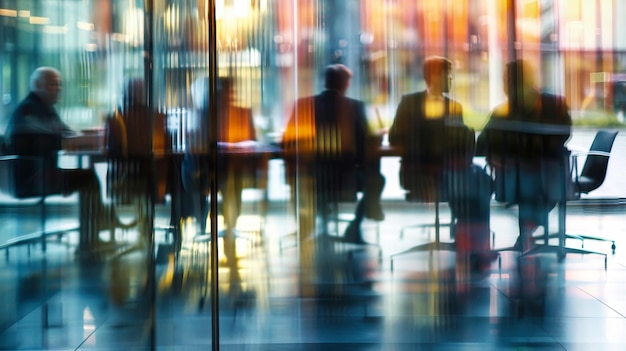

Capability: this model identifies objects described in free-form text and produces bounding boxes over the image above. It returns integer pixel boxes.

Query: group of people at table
[2,56,571,269]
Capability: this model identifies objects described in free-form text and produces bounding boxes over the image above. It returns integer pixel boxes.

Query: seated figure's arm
[388,97,409,150]
[104,111,127,158]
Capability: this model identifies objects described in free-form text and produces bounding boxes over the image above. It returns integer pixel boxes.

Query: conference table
[61,132,591,268]
[62,132,281,257]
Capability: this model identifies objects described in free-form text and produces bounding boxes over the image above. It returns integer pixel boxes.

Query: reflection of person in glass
[283,64,385,244]
[389,56,493,268]
[182,76,257,263]
[4,67,130,256]
[477,59,572,252]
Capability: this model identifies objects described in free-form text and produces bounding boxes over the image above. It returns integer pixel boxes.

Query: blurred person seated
[105,77,169,247]
[389,56,493,269]
[283,64,385,244]
[181,76,258,262]
[4,67,129,255]
[477,59,572,252]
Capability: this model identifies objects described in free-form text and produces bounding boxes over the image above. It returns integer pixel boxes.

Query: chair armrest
[0,155,44,162]
[570,149,613,196]
[571,150,612,176]
[571,150,612,171]
[571,150,612,158]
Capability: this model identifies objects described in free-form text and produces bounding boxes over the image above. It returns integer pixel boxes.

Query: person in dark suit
[4,67,130,255]
[477,59,572,252]
[389,56,478,206]
[389,56,493,268]
[283,64,385,244]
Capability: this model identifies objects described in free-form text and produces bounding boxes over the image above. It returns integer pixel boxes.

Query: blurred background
[2,0,626,138]
[2,1,626,350]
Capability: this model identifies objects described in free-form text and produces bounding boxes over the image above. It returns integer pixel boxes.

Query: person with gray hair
[5,67,131,257]
[5,67,69,139]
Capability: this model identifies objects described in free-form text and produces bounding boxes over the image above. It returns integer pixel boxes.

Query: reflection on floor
[1,200,626,350]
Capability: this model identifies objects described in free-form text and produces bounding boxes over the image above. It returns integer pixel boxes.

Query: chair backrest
[578,129,618,194]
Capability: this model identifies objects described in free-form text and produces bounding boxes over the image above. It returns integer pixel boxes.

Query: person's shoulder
[490,102,509,117]
[291,96,315,114]
[344,95,365,106]
[296,95,316,104]
[445,97,463,112]
[11,94,37,115]
[536,93,569,119]
[402,90,426,101]
[7,96,40,130]
[540,92,563,99]
[395,91,426,111]
[540,92,568,106]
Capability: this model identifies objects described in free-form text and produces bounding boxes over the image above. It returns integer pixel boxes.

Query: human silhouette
[105,77,168,248]
[4,67,130,256]
[283,64,385,244]
[477,59,572,252]
[389,56,493,269]
[181,76,257,262]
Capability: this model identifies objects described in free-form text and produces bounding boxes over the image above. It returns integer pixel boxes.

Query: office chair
[390,164,495,272]
[316,162,382,249]
[390,124,495,272]
[494,130,617,269]
[390,189,455,272]
[543,129,618,253]
[398,193,453,240]
[279,157,383,260]
[0,154,79,258]
[0,155,50,251]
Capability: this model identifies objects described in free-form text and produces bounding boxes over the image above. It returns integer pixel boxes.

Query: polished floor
[0,194,625,351]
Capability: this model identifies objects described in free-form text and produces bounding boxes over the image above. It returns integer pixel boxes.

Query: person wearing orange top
[181,76,257,261]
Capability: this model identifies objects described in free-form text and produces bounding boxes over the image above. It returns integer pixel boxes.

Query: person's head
[503,59,538,99]
[324,64,352,95]
[122,77,145,107]
[29,67,62,106]
[423,56,453,94]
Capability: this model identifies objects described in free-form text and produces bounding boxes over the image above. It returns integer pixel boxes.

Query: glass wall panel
[1,0,625,350]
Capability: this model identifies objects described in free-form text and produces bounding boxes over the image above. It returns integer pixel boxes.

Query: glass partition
[0,0,625,350]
